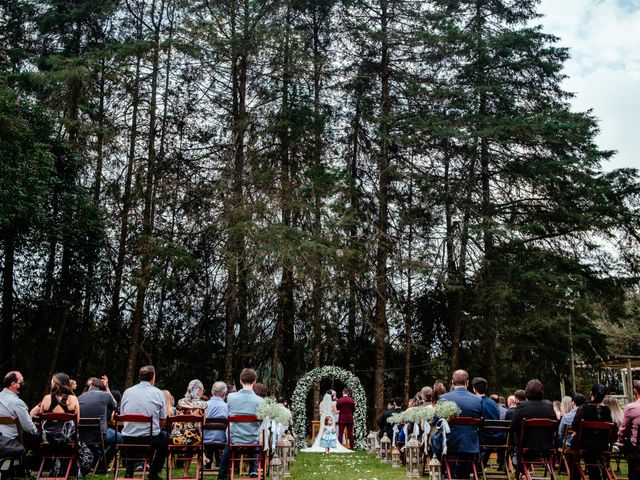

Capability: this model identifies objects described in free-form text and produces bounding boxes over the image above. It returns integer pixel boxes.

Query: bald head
[3,371,24,394]
[452,370,469,387]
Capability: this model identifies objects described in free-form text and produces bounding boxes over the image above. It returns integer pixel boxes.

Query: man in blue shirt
[120,365,168,480]
[204,382,229,471]
[218,369,263,480]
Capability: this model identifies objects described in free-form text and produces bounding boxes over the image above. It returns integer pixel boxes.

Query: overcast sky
[538,0,640,171]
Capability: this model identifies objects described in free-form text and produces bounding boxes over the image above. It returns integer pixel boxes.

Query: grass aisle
[290,452,404,480]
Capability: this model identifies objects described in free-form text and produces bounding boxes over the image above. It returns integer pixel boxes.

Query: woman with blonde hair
[603,395,623,426]
[163,389,176,417]
[560,396,573,416]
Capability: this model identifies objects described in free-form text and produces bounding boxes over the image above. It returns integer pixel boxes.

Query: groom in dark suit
[336,387,355,449]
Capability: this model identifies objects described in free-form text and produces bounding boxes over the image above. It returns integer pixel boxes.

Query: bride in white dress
[302,391,352,453]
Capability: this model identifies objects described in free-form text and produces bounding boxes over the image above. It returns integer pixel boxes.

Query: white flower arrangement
[257,397,292,425]
[433,400,461,421]
[387,406,434,425]
[290,366,367,450]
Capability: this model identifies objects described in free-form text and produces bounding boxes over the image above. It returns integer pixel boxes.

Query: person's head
[50,372,74,397]
[451,370,469,387]
[2,371,24,395]
[471,377,488,396]
[227,383,237,395]
[239,368,257,387]
[514,389,527,402]
[421,386,433,403]
[163,389,174,416]
[498,396,506,406]
[553,400,562,419]
[603,395,624,424]
[525,379,544,401]
[560,396,573,414]
[87,377,105,391]
[591,384,606,403]
[490,394,500,404]
[343,387,350,396]
[111,389,122,406]
[634,380,640,399]
[507,395,518,408]
[185,379,204,401]
[253,383,269,398]
[277,397,288,407]
[392,397,403,408]
[432,382,447,404]
[211,381,227,399]
[572,393,586,408]
[325,416,333,426]
[413,392,424,406]
[139,365,156,384]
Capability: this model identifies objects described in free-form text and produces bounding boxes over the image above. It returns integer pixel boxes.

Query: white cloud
[538,0,640,170]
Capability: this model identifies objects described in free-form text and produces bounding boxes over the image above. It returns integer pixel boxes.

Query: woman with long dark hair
[30,372,80,420]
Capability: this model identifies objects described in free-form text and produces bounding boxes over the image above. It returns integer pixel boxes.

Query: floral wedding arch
[291,365,367,450]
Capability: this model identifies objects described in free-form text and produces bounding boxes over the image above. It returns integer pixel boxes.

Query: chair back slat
[41,413,76,423]
[448,416,482,427]
[519,418,558,453]
[204,417,228,431]
[167,414,204,426]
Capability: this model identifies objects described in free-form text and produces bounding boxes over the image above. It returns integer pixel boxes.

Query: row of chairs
[439,417,628,480]
[0,413,265,480]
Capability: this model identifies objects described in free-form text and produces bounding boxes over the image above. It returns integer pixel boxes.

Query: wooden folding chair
[36,413,78,480]
[516,418,558,480]
[227,415,264,480]
[0,417,26,480]
[167,415,204,480]
[201,417,228,479]
[113,414,153,480]
[556,427,574,476]
[481,419,513,480]
[442,417,484,480]
[568,420,616,480]
[78,417,107,474]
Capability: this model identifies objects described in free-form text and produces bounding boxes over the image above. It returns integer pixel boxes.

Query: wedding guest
[558,393,585,447]
[30,372,80,421]
[120,365,168,480]
[560,396,573,416]
[173,380,207,476]
[432,382,447,404]
[163,389,176,417]
[571,385,612,480]
[553,400,563,420]
[0,371,39,450]
[253,383,269,398]
[472,377,503,465]
[618,381,640,480]
[603,395,623,427]
[491,394,509,420]
[510,379,556,472]
[505,395,519,420]
[204,382,228,469]
[514,389,526,402]
[78,375,120,453]
[377,397,402,440]
[433,370,482,478]
[218,368,263,480]
[420,386,433,404]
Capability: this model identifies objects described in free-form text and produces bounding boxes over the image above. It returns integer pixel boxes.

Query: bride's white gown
[301,394,352,453]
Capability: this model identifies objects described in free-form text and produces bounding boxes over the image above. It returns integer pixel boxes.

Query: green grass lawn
[290,452,405,480]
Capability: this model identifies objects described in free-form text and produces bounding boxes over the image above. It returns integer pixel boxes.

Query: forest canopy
[1,0,640,418]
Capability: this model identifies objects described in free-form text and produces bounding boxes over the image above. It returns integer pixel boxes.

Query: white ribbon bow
[436,418,451,456]
[392,424,399,447]
[422,421,429,454]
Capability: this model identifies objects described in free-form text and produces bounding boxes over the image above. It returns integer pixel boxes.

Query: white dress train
[302,394,352,453]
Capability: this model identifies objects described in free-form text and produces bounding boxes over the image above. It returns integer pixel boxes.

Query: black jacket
[510,399,557,452]
[377,407,402,440]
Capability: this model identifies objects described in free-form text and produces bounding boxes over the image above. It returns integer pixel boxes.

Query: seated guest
[377,397,402,441]
[490,394,509,420]
[510,379,556,472]
[560,396,573,417]
[514,389,527,403]
[78,376,121,455]
[163,389,175,417]
[204,382,229,469]
[218,368,264,480]
[432,382,447,405]
[603,395,623,428]
[432,370,482,478]
[618,380,640,480]
[253,383,269,399]
[570,384,612,480]
[0,371,39,450]
[421,386,433,405]
[31,372,80,444]
[557,393,585,447]
[472,377,503,465]
[120,365,168,480]
[505,395,519,420]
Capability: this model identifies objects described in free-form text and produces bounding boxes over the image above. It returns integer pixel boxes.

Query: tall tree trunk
[126,6,164,387]
[271,4,294,395]
[225,0,249,383]
[403,181,413,406]
[373,0,391,421]
[108,50,142,366]
[1,230,16,370]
